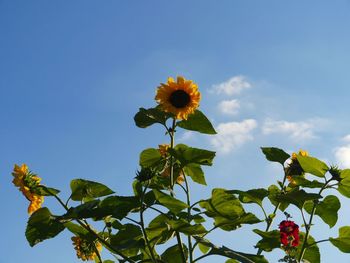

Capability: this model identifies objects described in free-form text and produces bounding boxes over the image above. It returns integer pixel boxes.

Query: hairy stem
[140,184,157,263]
[184,173,193,263]
[298,178,332,262]
[257,169,288,255]
[168,118,187,263]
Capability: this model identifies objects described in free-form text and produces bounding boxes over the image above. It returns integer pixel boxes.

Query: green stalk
[298,179,332,262]
[184,173,193,263]
[169,118,187,263]
[140,183,157,263]
[257,170,288,255]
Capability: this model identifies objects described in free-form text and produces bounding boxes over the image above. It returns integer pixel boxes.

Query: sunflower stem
[257,168,288,255]
[169,118,187,263]
[184,171,194,263]
[140,183,157,263]
[298,178,332,262]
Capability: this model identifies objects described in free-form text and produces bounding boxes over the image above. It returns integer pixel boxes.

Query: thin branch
[298,178,333,262]
[140,183,157,263]
[184,172,193,263]
[47,189,135,263]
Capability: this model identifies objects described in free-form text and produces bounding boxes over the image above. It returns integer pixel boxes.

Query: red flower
[279,220,299,247]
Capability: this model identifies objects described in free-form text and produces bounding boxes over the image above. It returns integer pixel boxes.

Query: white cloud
[262,119,321,141]
[334,134,350,168]
[211,75,251,96]
[218,99,240,115]
[342,134,350,143]
[179,131,194,141]
[211,119,257,154]
[335,145,350,168]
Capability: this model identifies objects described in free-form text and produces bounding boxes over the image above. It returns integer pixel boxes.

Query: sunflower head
[155,76,201,120]
[71,236,102,261]
[12,163,44,214]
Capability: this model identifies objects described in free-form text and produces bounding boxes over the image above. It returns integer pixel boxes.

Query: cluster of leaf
[22,107,350,263]
[255,147,350,262]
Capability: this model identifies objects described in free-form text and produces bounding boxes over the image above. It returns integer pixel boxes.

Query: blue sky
[2,1,350,262]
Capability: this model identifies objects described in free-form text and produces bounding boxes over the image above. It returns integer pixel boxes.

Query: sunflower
[12,164,44,214]
[155,76,201,120]
[71,236,102,261]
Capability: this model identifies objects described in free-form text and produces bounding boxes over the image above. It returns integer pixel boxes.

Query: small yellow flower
[158,144,170,157]
[12,163,44,214]
[71,236,102,261]
[155,76,201,120]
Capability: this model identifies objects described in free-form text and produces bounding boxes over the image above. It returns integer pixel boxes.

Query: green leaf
[267,185,289,211]
[168,219,207,235]
[62,200,100,219]
[110,224,144,257]
[304,195,340,228]
[134,107,172,128]
[139,148,162,168]
[200,188,244,219]
[177,110,216,134]
[98,196,139,220]
[276,189,321,209]
[146,214,174,245]
[261,147,290,165]
[64,222,89,236]
[253,229,280,252]
[194,236,268,263]
[199,188,256,231]
[183,163,206,185]
[338,169,350,198]
[199,242,211,254]
[229,188,269,207]
[296,233,320,263]
[70,179,114,201]
[290,177,324,188]
[330,226,350,253]
[25,207,65,247]
[153,190,188,214]
[170,144,216,166]
[132,180,142,196]
[103,261,115,263]
[33,185,60,196]
[192,214,206,224]
[225,260,239,263]
[63,196,140,220]
[297,155,329,178]
[214,212,261,231]
[161,244,188,263]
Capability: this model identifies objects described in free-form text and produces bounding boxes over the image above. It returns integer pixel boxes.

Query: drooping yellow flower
[155,76,201,120]
[71,236,102,261]
[12,164,28,189]
[158,144,170,157]
[12,163,44,214]
[28,194,44,214]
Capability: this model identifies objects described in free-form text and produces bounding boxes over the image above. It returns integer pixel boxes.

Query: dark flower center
[169,90,191,108]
